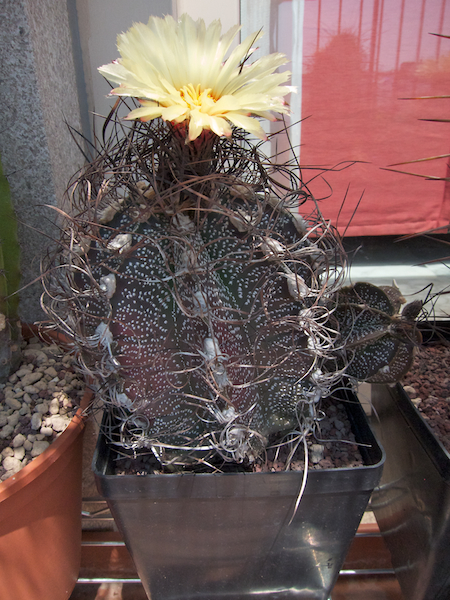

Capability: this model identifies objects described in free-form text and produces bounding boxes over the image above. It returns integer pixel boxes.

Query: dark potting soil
[402,343,450,454]
[113,395,364,475]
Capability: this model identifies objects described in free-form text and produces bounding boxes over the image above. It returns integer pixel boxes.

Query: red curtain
[292,0,450,236]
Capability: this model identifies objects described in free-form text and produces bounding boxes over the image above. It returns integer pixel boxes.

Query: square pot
[93,393,384,600]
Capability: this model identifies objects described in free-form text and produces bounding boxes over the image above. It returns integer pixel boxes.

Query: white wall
[75,0,172,122]
[173,0,239,31]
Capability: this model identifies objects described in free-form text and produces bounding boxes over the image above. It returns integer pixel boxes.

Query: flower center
[179,84,215,109]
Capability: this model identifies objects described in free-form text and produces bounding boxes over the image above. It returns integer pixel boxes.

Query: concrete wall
[0,0,240,322]
[0,0,84,322]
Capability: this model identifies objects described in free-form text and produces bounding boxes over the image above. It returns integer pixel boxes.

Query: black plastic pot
[93,395,384,600]
[371,382,450,600]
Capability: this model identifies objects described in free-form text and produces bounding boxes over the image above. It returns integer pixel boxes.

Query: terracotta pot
[0,326,89,600]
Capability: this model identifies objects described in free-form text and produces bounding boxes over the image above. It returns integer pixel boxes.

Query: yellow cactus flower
[98,14,292,142]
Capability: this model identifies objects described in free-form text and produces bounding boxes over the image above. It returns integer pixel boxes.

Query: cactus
[42,114,421,469]
[0,156,22,382]
[42,15,421,470]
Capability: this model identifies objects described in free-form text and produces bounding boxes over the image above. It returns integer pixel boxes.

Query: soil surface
[254,396,364,472]
[402,343,450,454]
[114,395,364,475]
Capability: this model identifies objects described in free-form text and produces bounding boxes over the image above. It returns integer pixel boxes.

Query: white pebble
[23,349,47,363]
[49,398,60,415]
[311,444,325,464]
[34,380,48,391]
[42,344,61,356]
[15,367,32,378]
[44,366,58,378]
[21,371,43,387]
[2,447,13,458]
[30,413,42,430]
[49,415,70,432]
[40,427,53,437]
[4,396,21,410]
[0,424,14,439]
[23,385,39,394]
[14,446,25,461]
[23,440,33,451]
[12,433,26,448]
[31,441,50,457]
[2,456,21,472]
[7,413,20,427]
[35,402,49,414]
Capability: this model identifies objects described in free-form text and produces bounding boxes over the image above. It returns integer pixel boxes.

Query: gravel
[254,396,364,472]
[114,395,364,475]
[402,343,450,454]
[0,337,85,482]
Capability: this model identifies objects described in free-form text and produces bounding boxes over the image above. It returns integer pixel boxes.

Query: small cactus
[0,156,22,382]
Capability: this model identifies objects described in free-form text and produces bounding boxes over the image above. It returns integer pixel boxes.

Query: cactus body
[79,189,334,463]
[44,118,420,469]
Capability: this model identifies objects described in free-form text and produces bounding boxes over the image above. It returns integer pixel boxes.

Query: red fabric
[296,0,450,237]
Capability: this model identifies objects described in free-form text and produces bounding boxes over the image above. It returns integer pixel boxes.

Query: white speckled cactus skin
[43,116,421,469]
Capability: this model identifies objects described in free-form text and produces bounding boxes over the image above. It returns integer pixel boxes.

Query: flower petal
[160,105,189,122]
[208,94,240,115]
[125,104,163,121]
[225,113,268,140]
[98,14,291,139]
[188,110,205,141]
[209,116,232,137]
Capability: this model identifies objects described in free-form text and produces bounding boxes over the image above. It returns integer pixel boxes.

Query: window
[75,0,450,314]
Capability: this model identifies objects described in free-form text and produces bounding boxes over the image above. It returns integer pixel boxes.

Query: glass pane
[276,0,450,237]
